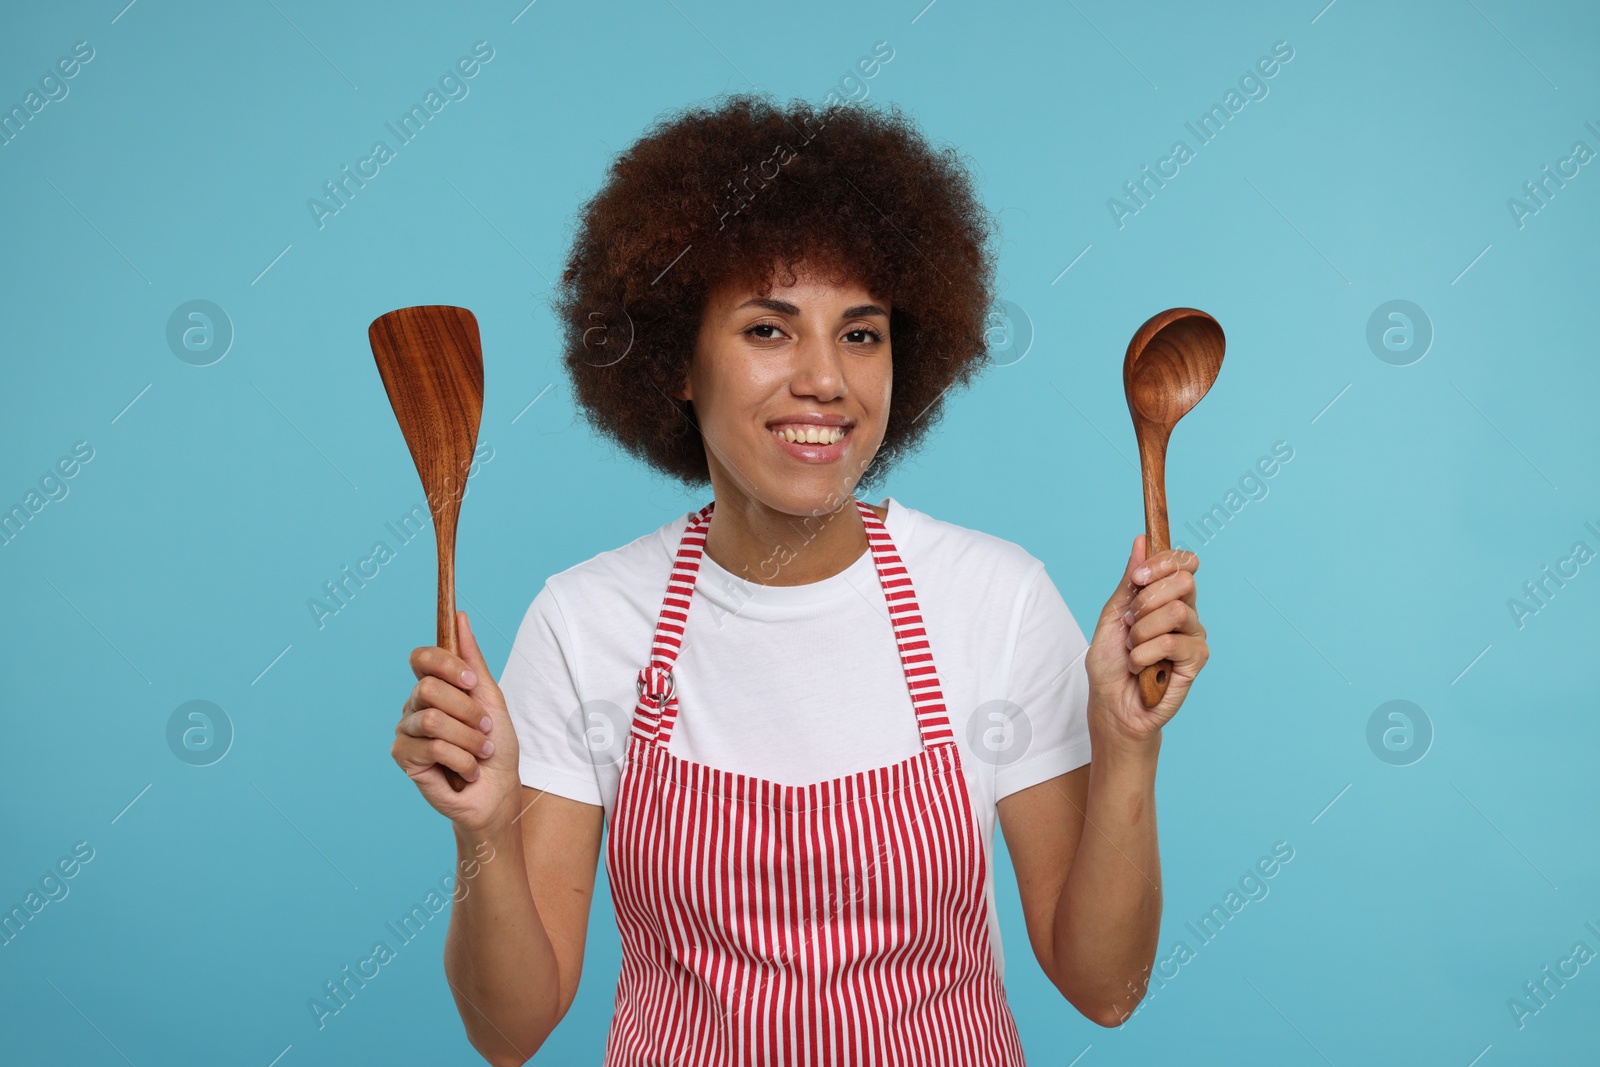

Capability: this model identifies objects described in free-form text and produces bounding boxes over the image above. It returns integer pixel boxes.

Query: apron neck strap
[630,498,954,751]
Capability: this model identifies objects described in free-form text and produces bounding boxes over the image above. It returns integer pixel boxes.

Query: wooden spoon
[1122,308,1225,708]
[369,305,484,792]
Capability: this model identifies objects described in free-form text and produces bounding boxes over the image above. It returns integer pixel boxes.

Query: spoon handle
[1136,423,1174,708]
[433,515,470,794]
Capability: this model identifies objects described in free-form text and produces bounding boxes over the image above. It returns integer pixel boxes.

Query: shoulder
[891,497,1045,591]
[887,497,1052,641]
[541,509,681,601]
[504,511,688,689]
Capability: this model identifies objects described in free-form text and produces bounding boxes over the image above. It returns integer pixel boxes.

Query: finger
[403,675,489,730]
[455,611,497,694]
[393,734,482,783]
[410,643,476,689]
[1100,534,1149,624]
[1127,600,1203,649]
[397,756,450,795]
[1133,547,1200,588]
[1128,632,1207,673]
[1125,569,1197,624]
[398,704,494,759]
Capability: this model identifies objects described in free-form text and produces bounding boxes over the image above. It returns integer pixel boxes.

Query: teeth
[771,425,846,445]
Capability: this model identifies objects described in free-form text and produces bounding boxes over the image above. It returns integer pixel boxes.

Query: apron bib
[603,498,1026,1066]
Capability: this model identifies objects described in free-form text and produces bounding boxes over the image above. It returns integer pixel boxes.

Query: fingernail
[1123,609,1135,625]
[481,739,494,758]
[1133,566,1151,583]
[480,715,492,733]
[1126,633,1135,649]
[462,668,478,688]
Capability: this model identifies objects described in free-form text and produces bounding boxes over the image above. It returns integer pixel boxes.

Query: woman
[392,94,1208,1065]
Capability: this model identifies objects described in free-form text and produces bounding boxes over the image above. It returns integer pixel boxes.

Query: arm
[445,788,603,1067]
[394,611,605,1067]
[1000,536,1206,1027]
[999,743,1161,1027]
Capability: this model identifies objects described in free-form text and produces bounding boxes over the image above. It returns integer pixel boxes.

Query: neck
[702,481,881,587]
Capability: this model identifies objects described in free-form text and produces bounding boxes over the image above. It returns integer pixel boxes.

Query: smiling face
[675,261,891,518]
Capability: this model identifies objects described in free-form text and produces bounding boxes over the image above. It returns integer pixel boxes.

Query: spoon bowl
[1121,308,1225,707]
[1127,313,1226,425]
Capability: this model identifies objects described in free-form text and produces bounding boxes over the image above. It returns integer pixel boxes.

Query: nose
[789,330,847,402]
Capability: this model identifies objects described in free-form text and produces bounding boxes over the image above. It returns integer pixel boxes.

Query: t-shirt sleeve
[992,563,1094,802]
[498,582,605,806]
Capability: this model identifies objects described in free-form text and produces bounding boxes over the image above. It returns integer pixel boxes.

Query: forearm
[444,819,562,1066]
[1049,726,1163,1026]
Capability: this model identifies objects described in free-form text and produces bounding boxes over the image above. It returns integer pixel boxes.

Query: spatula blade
[368,305,485,505]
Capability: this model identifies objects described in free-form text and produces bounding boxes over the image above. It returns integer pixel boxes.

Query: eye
[744,321,787,341]
[845,327,883,344]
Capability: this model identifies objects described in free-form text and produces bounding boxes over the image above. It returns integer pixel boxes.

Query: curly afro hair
[550,91,1000,493]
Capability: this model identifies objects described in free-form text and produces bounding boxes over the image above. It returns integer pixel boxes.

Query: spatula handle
[1136,426,1174,709]
[434,517,470,794]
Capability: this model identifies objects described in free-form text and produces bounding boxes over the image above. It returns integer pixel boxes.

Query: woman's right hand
[393,610,521,834]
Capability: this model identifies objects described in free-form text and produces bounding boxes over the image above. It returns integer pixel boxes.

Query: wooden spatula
[1122,308,1225,708]
[369,305,484,792]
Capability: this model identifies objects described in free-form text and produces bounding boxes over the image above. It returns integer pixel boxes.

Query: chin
[751,477,862,518]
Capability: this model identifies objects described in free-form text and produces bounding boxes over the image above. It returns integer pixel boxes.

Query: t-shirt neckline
[659,495,906,614]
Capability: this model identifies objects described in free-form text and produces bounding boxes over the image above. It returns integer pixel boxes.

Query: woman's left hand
[1084,534,1209,750]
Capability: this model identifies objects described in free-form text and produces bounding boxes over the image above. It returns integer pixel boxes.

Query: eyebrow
[734,297,889,319]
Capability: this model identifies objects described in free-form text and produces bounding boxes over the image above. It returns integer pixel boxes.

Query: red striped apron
[602,498,1027,1066]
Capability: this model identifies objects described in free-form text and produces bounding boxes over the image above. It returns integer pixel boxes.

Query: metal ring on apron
[635,666,675,707]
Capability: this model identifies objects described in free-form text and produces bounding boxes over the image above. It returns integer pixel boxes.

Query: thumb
[455,610,495,689]
[1129,532,1148,574]
[1101,534,1147,623]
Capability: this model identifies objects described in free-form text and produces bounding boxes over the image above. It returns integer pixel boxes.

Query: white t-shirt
[500,495,1094,982]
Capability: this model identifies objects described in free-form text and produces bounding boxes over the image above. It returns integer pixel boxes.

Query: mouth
[766,420,852,463]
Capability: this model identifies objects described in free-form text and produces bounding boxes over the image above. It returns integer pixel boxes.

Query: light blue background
[3,0,1597,1063]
